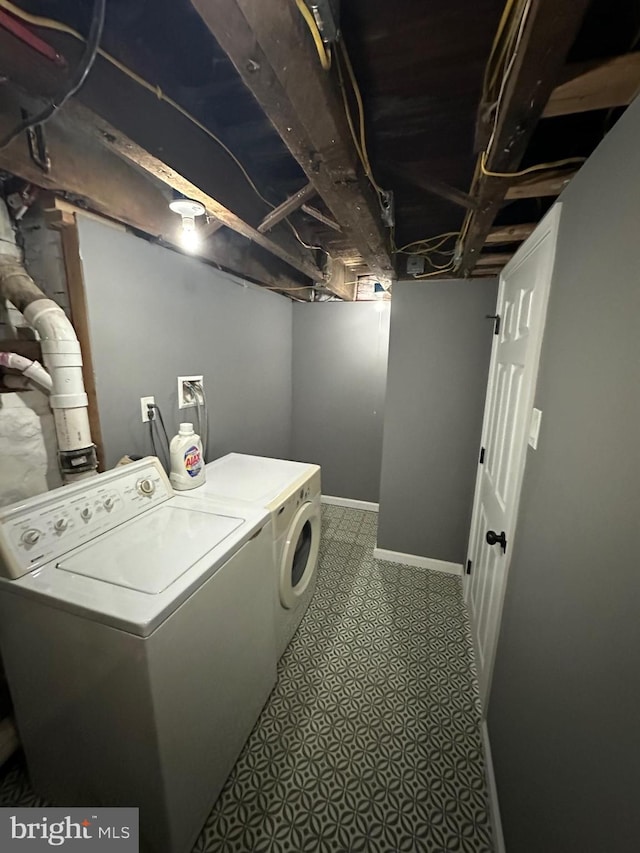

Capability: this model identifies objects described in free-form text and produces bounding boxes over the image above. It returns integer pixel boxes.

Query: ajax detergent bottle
[169,423,206,490]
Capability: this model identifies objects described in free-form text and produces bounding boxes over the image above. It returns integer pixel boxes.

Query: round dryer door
[279,501,320,609]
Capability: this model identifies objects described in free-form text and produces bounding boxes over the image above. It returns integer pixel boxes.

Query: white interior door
[465,203,562,709]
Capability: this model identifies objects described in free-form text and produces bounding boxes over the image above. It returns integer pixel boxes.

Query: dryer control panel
[0,458,171,580]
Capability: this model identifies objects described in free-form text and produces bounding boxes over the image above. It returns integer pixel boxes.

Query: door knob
[486,529,507,553]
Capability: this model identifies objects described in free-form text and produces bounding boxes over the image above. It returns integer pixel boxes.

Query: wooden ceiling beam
[505,168,579,199]
[0,97,312,296]
[543,53,640,118]
[301,204,342,232]
[258,183,316,233]
[486,222,537,244]
[459,0,590,274]
[475,253,513,267]
[69,103,321,281]
[190,0,394,279]
[388,163,478,211]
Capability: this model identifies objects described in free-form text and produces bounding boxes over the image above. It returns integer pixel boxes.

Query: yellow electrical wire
[483,0,520,101]
[0,0,276,210]
[335,54,366,166]
[294,0,331,71]
[414,262,456,279]
[338,40,385,196]
[479,151,586,179]
[396,231,459,254]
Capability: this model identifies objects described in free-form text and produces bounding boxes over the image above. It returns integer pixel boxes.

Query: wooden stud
[486,223,537,244]
[0,98,314,295]
[505,169,578,200]
[301,205,342,232]
[543,53,640,118]
[459,0,591,274]
[190,0,394,278]
[388,163,478,211]
[258,184,316,233]
[475,253,513,267]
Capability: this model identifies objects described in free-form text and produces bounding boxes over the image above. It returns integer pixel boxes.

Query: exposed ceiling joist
[258,183,316,234]
[0,98,314,297]
[505,168,579,200]
[486,223,537,244]
[301,204,341,232]
[75,104,321,282]
[190,0,394,279]
[472,267,506,277]
[475,253,513,267]
[543,53,640,118]
[388,163,478,211]
[459,0,591,274]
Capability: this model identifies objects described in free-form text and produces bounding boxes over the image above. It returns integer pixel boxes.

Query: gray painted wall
[488,99,640,852]
[78,217,292,469]
[291,302,390,502]
[377,279,496,564]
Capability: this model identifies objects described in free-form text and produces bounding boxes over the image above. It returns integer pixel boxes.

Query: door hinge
[466,559,472,575]
[485,313,501,335]
[479,446,485,464]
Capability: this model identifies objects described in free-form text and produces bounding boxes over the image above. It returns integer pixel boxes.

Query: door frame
[464,202,563,712]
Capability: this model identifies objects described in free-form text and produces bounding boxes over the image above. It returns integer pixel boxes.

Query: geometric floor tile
[0,505,494,852]
[193,505,494,852]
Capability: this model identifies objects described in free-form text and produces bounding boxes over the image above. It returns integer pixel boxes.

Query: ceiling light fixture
[169,198,205,253]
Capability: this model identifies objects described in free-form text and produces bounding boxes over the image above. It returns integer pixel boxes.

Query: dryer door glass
[291,521,312,588]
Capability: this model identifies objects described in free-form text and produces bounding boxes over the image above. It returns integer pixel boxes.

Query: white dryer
[0,458,276,853]
[187,454,321,658]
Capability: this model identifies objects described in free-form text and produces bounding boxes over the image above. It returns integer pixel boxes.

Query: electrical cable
[336,40,385,197]
[294,0,331,71]
[147,404,170,471]
[482,0,520,103]
[0,0,106,150]
[396,232,459,255]
[480,152,586,179]
[0,0,276,210]
[153,405,171,457]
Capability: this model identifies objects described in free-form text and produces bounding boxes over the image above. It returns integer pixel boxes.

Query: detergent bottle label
[184,445,202,477]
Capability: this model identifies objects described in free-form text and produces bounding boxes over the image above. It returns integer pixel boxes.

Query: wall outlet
[140,396,155,422]
[178,376,204,409]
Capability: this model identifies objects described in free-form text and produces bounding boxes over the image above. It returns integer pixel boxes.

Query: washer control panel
[0,458,171,580]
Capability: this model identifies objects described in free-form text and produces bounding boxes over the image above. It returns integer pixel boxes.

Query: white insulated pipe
[0,351,53,393]
[0,200,96,481]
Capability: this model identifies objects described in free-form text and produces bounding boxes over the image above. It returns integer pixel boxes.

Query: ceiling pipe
[0,200,97,481]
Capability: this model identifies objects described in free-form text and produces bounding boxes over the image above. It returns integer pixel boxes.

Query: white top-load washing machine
[183,454,321,659]
[0,458,276,853]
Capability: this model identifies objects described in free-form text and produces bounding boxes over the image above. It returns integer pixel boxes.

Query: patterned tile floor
[0,505,493,852]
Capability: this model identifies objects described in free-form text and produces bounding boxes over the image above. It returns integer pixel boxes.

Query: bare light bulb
[169,199,205,254]
[180,225,201,252]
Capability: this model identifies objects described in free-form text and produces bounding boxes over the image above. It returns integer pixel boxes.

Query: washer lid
[57,505,243,594]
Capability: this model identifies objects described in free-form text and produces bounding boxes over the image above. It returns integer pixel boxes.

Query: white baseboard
[321,495,379,512]
[481,720,506,853]
[373,547,463,576]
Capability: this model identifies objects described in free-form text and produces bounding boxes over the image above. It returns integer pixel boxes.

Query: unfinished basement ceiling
[1,0,639,296]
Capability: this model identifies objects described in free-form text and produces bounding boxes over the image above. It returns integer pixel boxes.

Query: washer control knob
[103,497,115,511]
[138,478,155,496]
[81,507,93,521]
[21,528,41,546]
[54,518,69,533]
